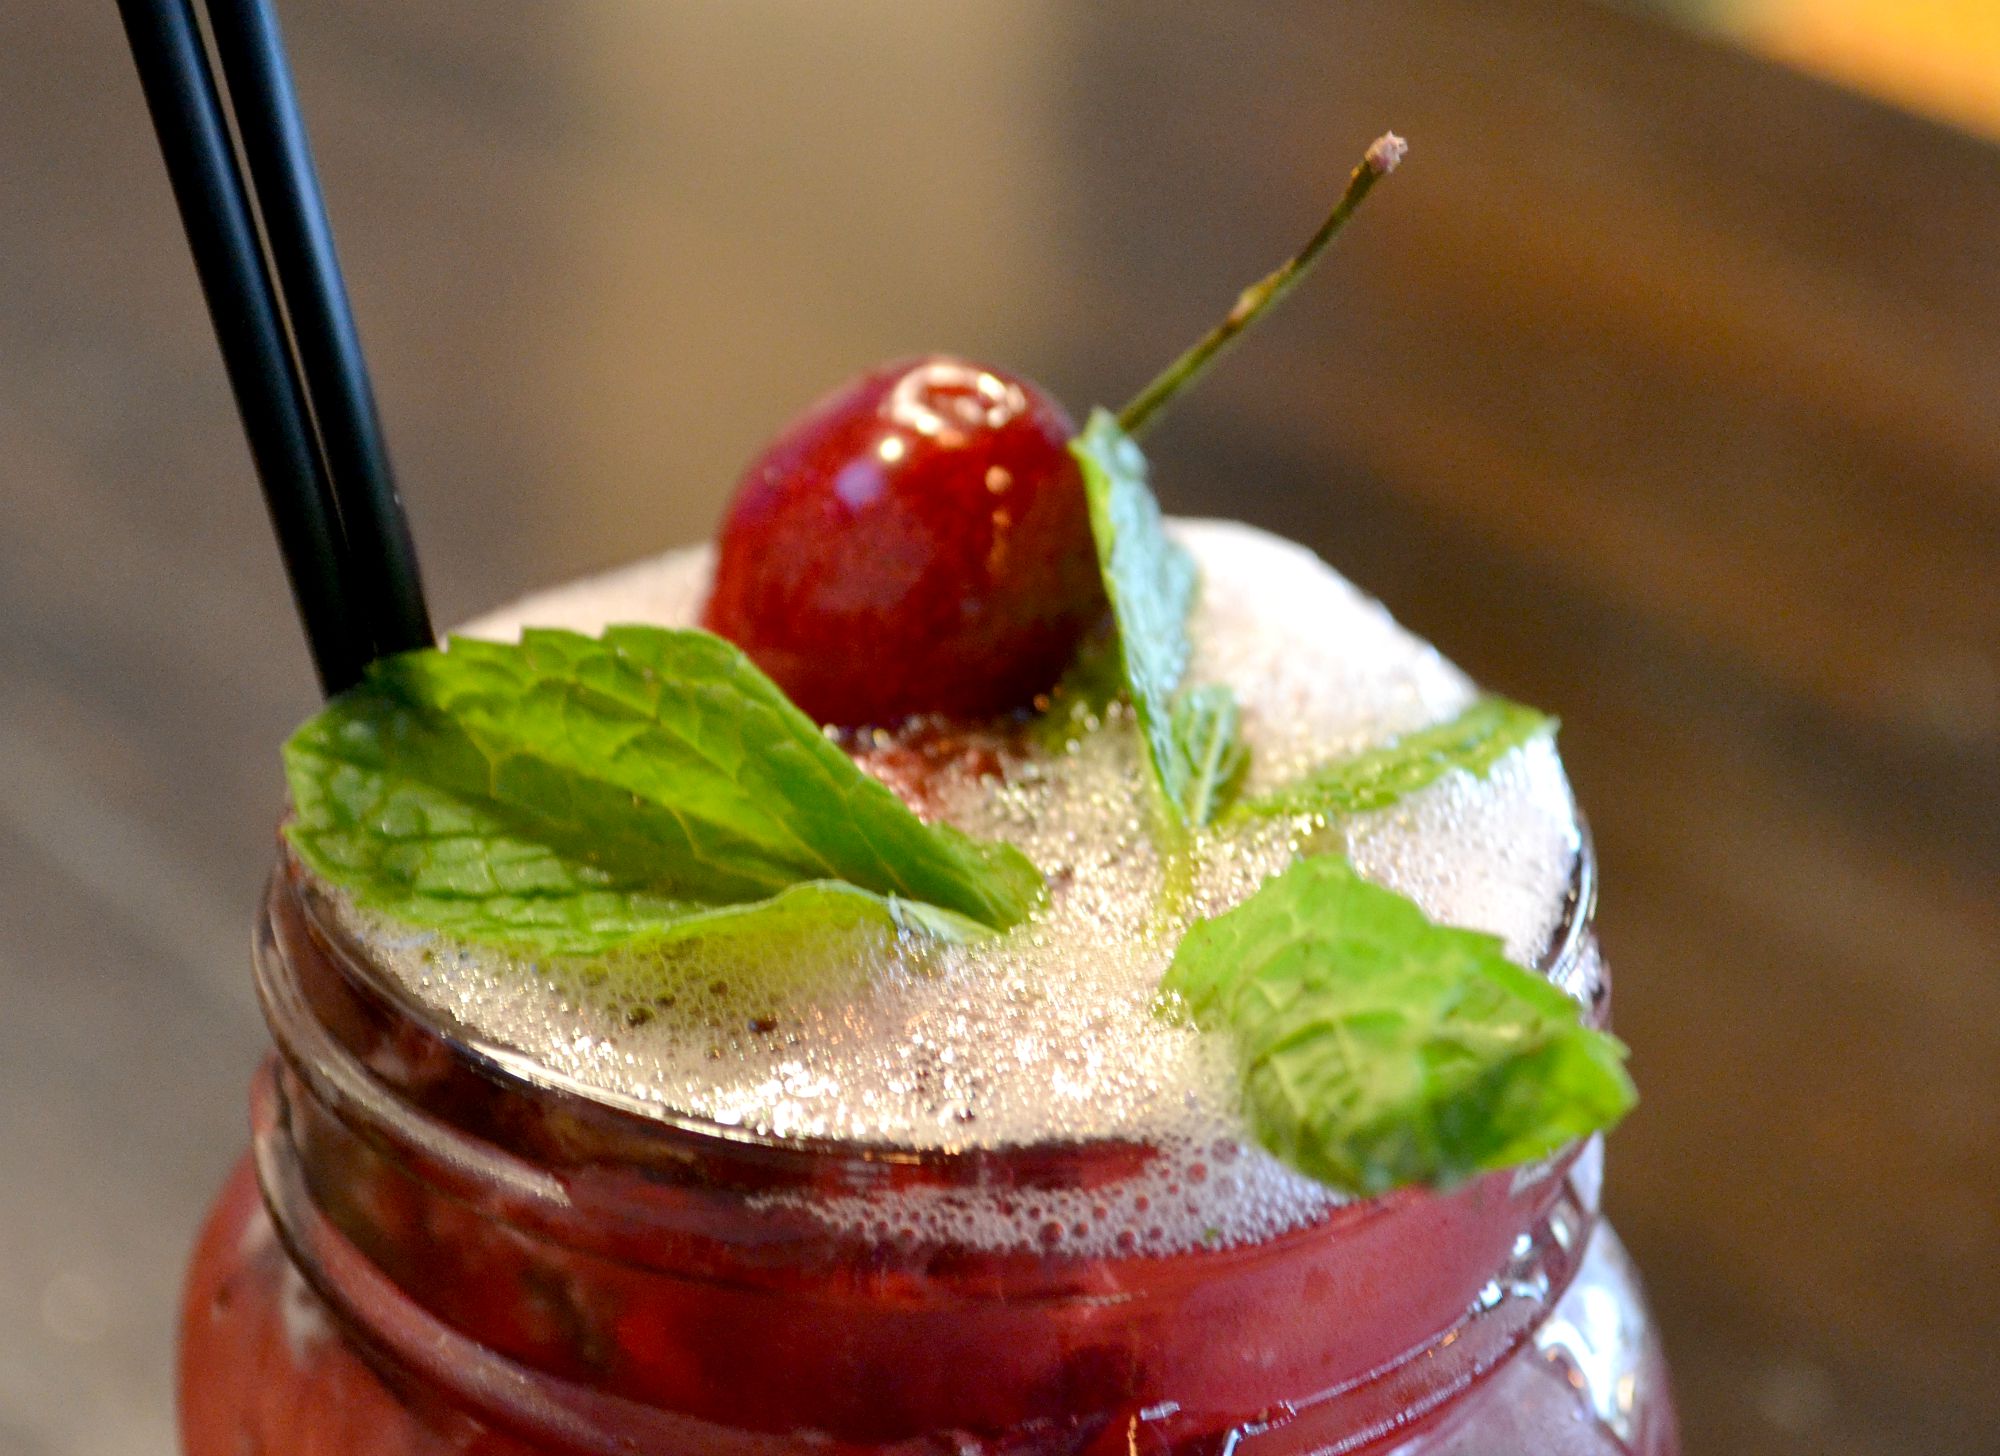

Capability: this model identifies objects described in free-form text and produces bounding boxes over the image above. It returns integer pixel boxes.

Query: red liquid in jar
[184,529,1675,1452]
[176,859,1678,1455]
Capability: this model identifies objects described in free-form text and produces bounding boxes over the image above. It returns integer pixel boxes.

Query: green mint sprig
[1229,697,1556,825]
[284,626,1043,956]
[1061,136,1409,830]
[1071,409,1246,833]
[1162,856,1634,1196]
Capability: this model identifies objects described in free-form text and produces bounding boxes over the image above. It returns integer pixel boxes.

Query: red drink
[182,525,1677,1453]
[179,851,1675,1454]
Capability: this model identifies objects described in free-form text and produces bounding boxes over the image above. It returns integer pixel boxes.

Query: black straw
[116,0,433,695]
[117,0,365,695]
[203,0,433,658]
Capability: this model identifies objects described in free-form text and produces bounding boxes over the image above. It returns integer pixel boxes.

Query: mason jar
[178,845,1678,1455]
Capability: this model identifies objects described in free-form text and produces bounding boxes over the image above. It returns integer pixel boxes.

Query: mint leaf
[284,627,1043,955]
[604,880,992,955]
[1162,857,1633,1196]
[1229,697,1555,824]
[1072,409,1194,777]
[1071,409,1245,828]
[1171,684,1248,827]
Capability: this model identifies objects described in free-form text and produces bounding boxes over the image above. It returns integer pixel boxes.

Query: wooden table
[2,3,1993,1452]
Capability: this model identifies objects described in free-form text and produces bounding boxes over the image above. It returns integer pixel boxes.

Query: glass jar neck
[251,848,1607,1454]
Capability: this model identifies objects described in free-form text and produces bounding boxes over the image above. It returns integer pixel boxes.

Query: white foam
[345,521,1581,1254]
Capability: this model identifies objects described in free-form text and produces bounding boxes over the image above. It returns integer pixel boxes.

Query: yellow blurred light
[1729,0,2000,140]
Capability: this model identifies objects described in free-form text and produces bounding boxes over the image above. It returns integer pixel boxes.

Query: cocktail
[109,30,1678,1443]
[179,815,1669,1453]
[178,330,1677,1451]
[177,491,1674,1451]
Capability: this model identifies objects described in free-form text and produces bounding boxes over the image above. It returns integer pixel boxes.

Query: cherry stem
[1115,133,1408,440]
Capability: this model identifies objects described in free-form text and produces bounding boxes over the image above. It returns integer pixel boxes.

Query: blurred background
[2,3,1995,1454]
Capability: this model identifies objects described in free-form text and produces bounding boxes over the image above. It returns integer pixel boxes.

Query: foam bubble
[342,520,1581,1253]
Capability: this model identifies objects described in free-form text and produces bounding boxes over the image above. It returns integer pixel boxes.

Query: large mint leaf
[284,627,1043,955]
[643,880,991,948]
[1070,409,1244,829]
[1162,856,1633,1196]
[1230,697,1555,824]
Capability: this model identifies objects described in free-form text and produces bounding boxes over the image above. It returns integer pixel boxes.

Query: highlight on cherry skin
[702,356,1108,726]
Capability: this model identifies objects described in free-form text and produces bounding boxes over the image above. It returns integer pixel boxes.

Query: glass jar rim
[261,821,1596,1201]
[250,825,1611,1437]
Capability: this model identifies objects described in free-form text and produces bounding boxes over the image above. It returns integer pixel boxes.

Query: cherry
[704,137,1405,727]
[703,356,1106,725]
